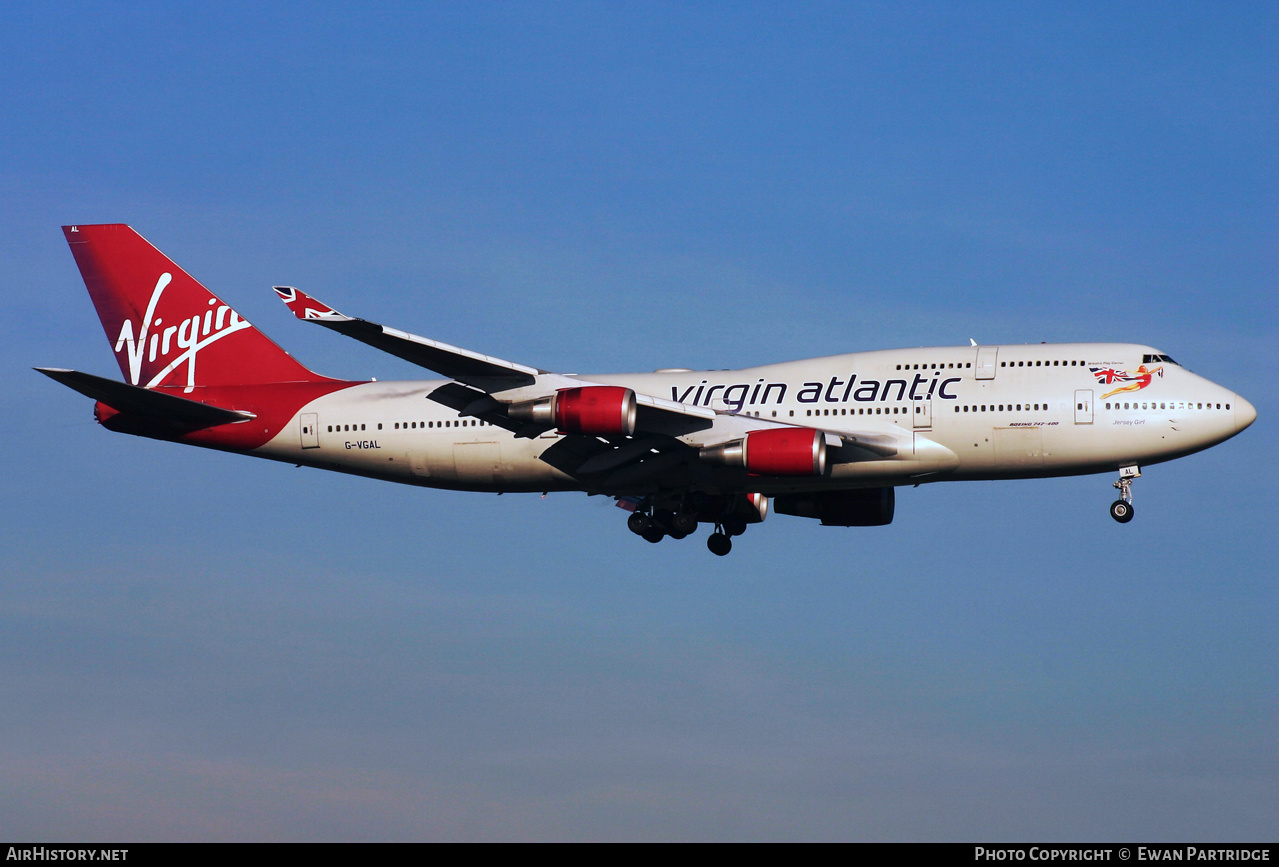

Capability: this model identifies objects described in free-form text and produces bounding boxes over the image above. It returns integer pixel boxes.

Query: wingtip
[272,285,351,322]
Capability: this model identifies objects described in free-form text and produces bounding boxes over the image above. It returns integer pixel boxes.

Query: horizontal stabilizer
[35,368,255,427]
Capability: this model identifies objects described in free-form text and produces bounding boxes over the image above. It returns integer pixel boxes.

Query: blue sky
[1,2,1274,841]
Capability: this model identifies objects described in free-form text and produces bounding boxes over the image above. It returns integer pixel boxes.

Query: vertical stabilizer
[63,224,331,391]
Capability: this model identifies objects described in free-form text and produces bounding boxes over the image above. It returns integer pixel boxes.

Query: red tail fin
[63,224,332,391]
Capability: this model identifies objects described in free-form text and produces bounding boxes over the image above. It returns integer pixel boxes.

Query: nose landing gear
[1110,465,1139,523]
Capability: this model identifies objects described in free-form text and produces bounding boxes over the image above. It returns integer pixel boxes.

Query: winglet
[273,286,354,322]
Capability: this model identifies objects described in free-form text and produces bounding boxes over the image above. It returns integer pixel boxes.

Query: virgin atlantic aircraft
[40,224,1256,555]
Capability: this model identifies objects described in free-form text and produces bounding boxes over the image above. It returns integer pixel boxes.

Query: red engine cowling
[700,428,827,476]
[745,428,826,475]
[554,386,637,436]
[740,492,770,523]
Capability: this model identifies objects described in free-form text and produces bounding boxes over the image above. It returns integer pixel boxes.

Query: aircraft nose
[1234,395,1257,433]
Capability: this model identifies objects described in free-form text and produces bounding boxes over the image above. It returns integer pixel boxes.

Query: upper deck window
[1143,353,1180,365]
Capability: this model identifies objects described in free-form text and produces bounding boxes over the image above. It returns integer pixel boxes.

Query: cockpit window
[1143,353,1179,365]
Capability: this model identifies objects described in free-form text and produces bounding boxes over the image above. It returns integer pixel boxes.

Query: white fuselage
[254,342,1252,495]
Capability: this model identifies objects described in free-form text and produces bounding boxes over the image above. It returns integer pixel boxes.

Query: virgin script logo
[112,273,252,392]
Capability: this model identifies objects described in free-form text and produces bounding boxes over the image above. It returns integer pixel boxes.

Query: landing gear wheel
[627,512,652,535]
[707,532,732,556]
[1109,500,1134,523]
[642,528,666,543]
[670,511,698,537]
[1111,465,1139,524]
[722,516,748,537]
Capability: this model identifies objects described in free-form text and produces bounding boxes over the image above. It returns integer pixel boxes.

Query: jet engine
[508,386,637,436]
[700,428,827,476]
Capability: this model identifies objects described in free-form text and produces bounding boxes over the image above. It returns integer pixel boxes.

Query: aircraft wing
[274,286,717,432]
[273,286,542,390]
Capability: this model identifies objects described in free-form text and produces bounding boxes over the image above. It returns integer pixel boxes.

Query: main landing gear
[626,501,751,555]
[706,531,732,557]
[705,517,747,557]
[627,508,697,543]
[1109,465,1140,524]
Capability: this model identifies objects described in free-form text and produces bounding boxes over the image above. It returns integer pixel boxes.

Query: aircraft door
[300,412,319,448]
[975,346,999,380]
[912,398,932,429]
[1074,389,1094,424]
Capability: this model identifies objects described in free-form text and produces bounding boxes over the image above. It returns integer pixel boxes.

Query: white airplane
[40,224,1256,555]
